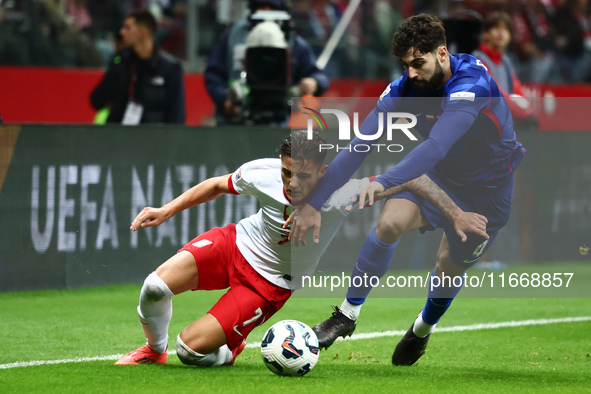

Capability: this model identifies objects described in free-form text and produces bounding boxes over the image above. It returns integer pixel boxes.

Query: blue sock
[346,227,399,305]
[421,268,465,325]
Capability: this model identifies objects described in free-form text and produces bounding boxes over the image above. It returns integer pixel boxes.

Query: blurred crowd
[1,0,591,83]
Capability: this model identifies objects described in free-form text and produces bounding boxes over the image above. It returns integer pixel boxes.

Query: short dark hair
[279,130,327,167]
[127,10,158,37]
[482,11,512,34]
[392,14,446,58]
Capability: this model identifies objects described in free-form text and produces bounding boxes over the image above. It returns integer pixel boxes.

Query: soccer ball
[260,320,320,376]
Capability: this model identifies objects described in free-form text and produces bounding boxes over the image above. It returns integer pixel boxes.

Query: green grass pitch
[1,269,590,393]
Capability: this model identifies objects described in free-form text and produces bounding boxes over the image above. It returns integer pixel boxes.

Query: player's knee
[141,272,171,303]
[176,335,217,367]
[376,217,404,243]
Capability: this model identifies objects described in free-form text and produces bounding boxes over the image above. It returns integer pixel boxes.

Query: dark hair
[392,14,446,58]
[279,130,327,167]
[127,10,158,37]
[482,11,512,34]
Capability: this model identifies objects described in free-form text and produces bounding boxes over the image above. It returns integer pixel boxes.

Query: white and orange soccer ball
[260,320,320,376]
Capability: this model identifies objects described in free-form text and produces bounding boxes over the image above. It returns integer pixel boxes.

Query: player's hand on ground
[288,203,321,247]
[358,181,385,210]
[451,210,489,242]
[130,207,169,231]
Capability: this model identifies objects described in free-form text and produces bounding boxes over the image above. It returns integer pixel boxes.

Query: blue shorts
[386,170,515,267]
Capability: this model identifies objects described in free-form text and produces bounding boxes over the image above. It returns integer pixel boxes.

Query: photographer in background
[204,0,329,125]
[90,9,186,125]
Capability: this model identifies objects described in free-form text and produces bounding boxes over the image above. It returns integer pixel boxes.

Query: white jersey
[229,158,370,290]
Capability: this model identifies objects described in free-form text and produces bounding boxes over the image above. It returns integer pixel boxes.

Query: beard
[410,60,444,94]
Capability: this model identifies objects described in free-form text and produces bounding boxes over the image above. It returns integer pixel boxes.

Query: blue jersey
[376,53,525,189]
[306,53,526,210]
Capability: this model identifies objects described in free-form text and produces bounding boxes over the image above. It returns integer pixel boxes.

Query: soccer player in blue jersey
[290,14,526,365]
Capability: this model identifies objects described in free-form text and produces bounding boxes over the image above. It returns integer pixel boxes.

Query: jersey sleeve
[305,109,382,210]
[443,64,492,116]
[229,159,269,197]
[229,158,283,198]
[230,164,253,196]
[375,105,476,189]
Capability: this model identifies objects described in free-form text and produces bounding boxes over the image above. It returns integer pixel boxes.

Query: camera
[229,10,294,125]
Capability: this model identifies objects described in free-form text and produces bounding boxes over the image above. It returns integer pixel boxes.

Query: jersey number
[476,59,488,71]
[243,307,263,326]
[462,239,489,264]
[233,307,264,337]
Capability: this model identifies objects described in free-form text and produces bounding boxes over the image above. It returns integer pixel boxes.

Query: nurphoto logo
[304,108,418,153]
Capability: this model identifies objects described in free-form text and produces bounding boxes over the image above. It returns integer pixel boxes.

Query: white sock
[176,334,232,367]
[138,272,175,354]
[340,299,362,322]
[412,311,436,338]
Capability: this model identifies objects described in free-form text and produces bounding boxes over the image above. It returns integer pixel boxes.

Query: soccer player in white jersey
[115,130,486,367]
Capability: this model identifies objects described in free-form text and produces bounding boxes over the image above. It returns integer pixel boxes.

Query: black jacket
[91,47,186,124]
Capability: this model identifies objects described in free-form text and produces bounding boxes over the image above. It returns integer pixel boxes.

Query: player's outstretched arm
[344,183,406,212]
[130,174,232,231]
[347,175,489,242]
[400,175,489,242]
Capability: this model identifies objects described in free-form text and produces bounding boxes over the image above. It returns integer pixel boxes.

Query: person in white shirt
[115,129,487,367]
